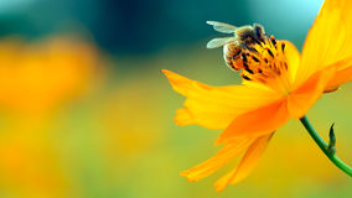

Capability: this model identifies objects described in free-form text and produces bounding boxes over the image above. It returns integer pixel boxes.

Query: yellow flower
[163,0,352,192]
[0,37,99,114]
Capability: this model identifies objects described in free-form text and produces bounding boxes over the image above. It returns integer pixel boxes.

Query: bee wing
[206,37,234,49]
[206,21,237,34]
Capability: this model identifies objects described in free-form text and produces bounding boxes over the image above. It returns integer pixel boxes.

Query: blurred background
[0,0,351,197]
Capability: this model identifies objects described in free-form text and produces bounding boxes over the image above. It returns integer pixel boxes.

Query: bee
[206,21,267,71]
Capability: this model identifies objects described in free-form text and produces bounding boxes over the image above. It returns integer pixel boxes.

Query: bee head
[235,26,258,45]
[253,23,266,42]
[235,24,267,45]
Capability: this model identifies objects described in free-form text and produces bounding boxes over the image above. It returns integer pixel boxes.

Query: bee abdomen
[223,43,242,70]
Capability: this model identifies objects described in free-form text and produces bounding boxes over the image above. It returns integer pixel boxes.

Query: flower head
[0,37,99,114]
[163,0,352,192]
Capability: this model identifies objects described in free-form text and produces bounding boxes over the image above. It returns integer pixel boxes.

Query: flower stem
[300,116,352,177]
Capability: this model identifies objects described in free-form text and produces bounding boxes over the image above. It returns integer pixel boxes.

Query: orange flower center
[224,27,291,93]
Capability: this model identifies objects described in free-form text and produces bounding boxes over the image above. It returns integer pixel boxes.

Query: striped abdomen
[223,42,242,71]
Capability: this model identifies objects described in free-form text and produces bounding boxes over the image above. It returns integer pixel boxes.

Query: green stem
[300,116,352,177]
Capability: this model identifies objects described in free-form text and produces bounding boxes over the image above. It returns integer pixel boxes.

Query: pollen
[236,36,288,82]
[207,22,293,92]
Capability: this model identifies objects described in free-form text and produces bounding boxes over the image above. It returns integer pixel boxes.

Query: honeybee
[206,21,267,71]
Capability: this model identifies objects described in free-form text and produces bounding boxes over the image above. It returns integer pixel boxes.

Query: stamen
[241,73,251,80]
[270,35,277,47]
[244,65,255,74]
[241,53,248,63]
[251,56,260,62]
[243,61,249,68]
[281,43,286,52]
[267,48,274,58]
[222,23,291,92]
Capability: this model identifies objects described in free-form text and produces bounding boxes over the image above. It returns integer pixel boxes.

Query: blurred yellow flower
[164,0,352,192]
[99,79,161,159]
[0,36,102,197]
[0,37,99,114]
[0,134,69,198]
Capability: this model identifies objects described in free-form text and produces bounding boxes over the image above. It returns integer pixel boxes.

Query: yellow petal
[174,108,195,126]
[180,138,253,182]
[216,100,288,143]
[295,0,352,86]
[324,56,352,91]
[162,69,281,129]
[288,68,336,119]
[281,41,300,84]
[214,133,273,192]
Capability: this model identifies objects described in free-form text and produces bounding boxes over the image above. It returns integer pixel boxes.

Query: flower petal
[214,133,273,192]
[162,69,281,129]
[288,68,336,119]
[174,108,195,125]
[216,100,288,143]
[295,0,352,86]
[276,40,301,84]
[324,56,352,91]
[180,138,254,182]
